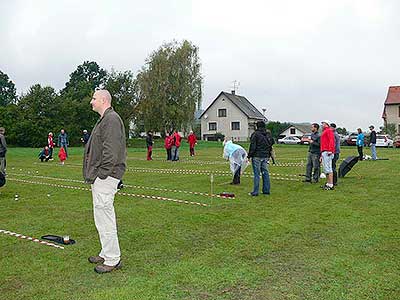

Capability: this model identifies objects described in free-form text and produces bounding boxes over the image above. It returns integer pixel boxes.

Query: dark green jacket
[309,132,320,154]
[83,107,126,184]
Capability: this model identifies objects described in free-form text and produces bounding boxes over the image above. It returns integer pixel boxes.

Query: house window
[398,106,400,117]
[231,122,240,130]
[218,109,227,117]
[209,122,217,131]
[290,128,296,135]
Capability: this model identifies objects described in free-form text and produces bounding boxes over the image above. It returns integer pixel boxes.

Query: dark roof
[200,91,266,120]
[384,86,400,105]
[279,123,311,136]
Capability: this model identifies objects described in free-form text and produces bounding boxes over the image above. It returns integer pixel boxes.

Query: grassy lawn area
[0,142,399,300]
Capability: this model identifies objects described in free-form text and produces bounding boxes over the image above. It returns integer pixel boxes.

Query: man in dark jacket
[146,131,153,160]
[83,89,126,274]
[330,123,341,186]
[369,125,377,160]
[303,123,320,183]
[81,129,90,145]
[248,120,274,196]
[0,127,7,176]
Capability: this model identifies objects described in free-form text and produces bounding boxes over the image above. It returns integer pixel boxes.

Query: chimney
[231,90,235,95]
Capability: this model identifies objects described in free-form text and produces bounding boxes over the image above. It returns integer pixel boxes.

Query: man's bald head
[95,90,112,104]
[91,89,112,116]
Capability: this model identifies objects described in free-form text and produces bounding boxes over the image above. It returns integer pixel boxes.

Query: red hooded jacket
[187,133,197,147]
[58,147,67,162]
[320,127,335,153]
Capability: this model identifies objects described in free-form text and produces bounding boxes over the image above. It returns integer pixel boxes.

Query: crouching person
[38,146,50,162]
[223,138,249,185]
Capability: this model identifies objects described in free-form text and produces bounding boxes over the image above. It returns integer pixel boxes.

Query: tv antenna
[231,80,240,94]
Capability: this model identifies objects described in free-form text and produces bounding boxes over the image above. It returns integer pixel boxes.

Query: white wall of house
[201,94,249,141]
[384,104,400,134]
[280,126,307,137]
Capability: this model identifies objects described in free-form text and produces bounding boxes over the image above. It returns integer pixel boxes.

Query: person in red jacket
[48,132,55,160]
[319,120,335,190]
[58,146,67,165]
[172,129,182,161]
[187,131,197,156]
[164,131,173,160]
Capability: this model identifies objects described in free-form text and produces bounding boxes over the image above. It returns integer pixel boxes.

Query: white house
[200,91,266,141]
[279,123,311,138]
[382,86,400,134]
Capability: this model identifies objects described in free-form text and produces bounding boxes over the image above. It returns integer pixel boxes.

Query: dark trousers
[40,156,49,162]
[189,147,195,156]
[305,152,320,182]
[166,149,172,160]
[332,153,339,186]
[233,167,241,184]
[357,146,363,160]
[49,147,53,159]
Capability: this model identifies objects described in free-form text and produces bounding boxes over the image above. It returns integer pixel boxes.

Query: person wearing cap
[356,128,364,160]
[248,120,274,196]
[330,123,340,186]
[81,129,90,145]
[369,125,377,160]
[320,120,335,190]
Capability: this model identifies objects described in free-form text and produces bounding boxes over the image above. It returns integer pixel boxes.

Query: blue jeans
[252,157,270,195]
[172,146,179,161]
[370,144,376,160]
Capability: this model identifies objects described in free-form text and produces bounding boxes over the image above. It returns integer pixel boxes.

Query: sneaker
[248,192,258,196]
[88,256,105,264]
[323,185,334,190]
[302,179,311,183]
[94,261,122,273]
[262,192,270,195]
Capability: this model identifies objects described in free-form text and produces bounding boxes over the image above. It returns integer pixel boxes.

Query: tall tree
[15,84,60,147]
[62,61,107,98]
[105,70,137,138]
[0,70,17,106]
[60,61,108,144]
[135,40,202,133]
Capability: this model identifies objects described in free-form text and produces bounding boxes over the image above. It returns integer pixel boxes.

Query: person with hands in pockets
[83,89,126,274]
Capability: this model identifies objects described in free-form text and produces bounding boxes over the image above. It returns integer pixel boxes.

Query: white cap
[321,120,331,125]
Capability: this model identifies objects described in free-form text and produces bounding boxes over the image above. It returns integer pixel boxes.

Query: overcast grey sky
[1,0,400,131]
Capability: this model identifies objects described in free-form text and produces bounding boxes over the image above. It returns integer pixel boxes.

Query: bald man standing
[83,89,126,273]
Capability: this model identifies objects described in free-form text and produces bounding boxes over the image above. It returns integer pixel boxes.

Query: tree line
[0,40,202,147]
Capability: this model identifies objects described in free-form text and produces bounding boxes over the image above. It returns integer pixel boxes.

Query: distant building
[382,86,400,134]
[278,123,311,138]
[200,91,266,141]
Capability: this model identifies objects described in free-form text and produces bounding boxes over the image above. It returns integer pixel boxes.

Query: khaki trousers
[91,176,121,266]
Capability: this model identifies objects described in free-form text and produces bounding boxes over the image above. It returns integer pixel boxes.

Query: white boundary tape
[127,167,301,181]
[32,162,301,181]
[127,158,305,167]
[9,173,234,199]
[7,178,210,207]
[0,229,64,250]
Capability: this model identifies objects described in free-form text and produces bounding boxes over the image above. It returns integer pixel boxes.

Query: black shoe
[94,261,122,273]
[262,192,270,195]
[88,256,105,264]
[248,192,258,196]
[302,179,311,183]
[323,185,334,190]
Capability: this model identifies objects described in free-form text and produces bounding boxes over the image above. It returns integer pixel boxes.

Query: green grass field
[1,143,399,300]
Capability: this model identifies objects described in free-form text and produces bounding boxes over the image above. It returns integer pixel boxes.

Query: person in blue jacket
[356,128,364,160]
